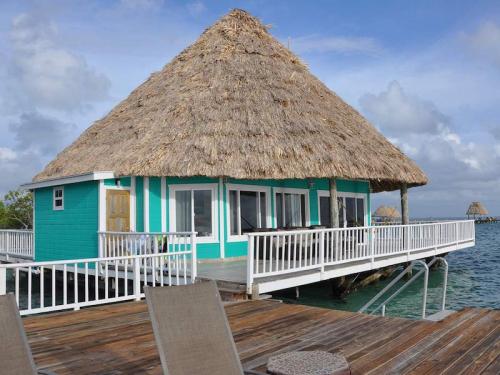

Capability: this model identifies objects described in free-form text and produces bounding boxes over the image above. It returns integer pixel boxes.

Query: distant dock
[475,217,498,224]
[25,300,499,374]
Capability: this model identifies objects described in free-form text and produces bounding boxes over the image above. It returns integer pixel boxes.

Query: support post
[0,267,6,295]
[400,183,409,225]
[329,178,339,228]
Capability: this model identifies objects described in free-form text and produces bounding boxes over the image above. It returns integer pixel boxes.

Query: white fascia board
[21,171,115,190]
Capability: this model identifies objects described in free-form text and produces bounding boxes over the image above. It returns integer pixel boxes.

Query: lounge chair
[145,281,265,375]
[0,294,55,375]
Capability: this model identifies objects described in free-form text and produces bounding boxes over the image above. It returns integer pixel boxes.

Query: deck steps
[197,277,248,301]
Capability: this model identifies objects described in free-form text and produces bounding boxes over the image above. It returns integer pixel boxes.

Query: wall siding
[34,181,98,261]
[149,177,162,232]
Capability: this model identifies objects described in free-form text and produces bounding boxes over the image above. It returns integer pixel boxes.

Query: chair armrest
[38,369,57,375]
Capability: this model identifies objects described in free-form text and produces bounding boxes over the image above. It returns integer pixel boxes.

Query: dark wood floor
[24,300,499,374]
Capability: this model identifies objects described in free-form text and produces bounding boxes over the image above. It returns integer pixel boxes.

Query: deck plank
[22,300,500,375]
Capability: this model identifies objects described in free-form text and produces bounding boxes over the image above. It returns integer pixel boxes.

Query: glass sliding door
[170,184,217,242]
[228,186,269,238]
[318,193,366,228]
[275,189,308,228]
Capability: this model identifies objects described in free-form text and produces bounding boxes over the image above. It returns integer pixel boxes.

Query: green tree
[2,189,33,229]
[0,201,8,228]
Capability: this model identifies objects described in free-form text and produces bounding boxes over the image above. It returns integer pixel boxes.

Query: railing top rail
[0,229,33,233]
[0,251,192,269]
[246,220,474,236]
[98,231,196,235]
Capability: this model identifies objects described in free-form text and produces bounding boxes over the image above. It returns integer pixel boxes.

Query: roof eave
[22,171,115,190]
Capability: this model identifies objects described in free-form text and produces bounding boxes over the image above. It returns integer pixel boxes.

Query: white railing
[0,248,196,316]
[98,231,194,258]
[246,220,475,287]
[0,229,33,259]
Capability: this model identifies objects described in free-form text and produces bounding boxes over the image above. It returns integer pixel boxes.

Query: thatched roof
[33,9,427,192]
[373,206,401,219]
[466,202,488,216]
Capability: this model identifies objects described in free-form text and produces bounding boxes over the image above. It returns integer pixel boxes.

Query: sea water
[277,222,500,319]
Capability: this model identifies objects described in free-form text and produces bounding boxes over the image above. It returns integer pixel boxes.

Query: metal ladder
[358,257,448,319]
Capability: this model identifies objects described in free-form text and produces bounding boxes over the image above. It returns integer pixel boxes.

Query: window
[170,185,217,241]
[275,188,309,228]
[53,187,64,210]
[228,187,269,237]
[318,192,366,228]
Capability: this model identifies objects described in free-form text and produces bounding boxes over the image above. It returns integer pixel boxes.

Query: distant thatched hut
[466,202,488,219]
[24,10,427,261]
[373,206,401,223]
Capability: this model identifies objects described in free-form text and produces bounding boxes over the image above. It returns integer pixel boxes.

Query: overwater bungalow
[2,10,474,305]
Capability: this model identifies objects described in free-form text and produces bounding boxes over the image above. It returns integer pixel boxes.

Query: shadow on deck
[24,300,499,374]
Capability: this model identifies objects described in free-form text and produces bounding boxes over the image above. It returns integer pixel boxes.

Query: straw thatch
[373,206,401,219]
[466,202,488,216]
[33,9,427,192]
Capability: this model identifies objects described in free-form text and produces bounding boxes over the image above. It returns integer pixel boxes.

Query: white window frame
[273,187,310,228]
[169,183,218,243]
[53,186,64,211]
[226,184,271,242]
[317,190,368,228]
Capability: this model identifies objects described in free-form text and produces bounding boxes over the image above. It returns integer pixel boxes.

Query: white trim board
[144,177,150,232]
[22,171,115,190]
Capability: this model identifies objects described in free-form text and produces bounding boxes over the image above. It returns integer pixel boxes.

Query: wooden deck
[24,300,499,374]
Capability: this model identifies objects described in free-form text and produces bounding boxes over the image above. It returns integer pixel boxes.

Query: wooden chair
[0,294,56,375]
[145,281,265,375]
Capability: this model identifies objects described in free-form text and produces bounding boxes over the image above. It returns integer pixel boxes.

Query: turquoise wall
[33,176,370,261]
[149,177,162,232]
[34,181,99,261]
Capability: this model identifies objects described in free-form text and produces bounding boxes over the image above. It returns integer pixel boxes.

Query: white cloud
[290,34,381,55]
[360,81,500,216]
[0,148,17,162]
[360,81,448,135]
[9,111,75,155]
[0,111,75,191]
[3,13,110,112]
[461,21,500,66]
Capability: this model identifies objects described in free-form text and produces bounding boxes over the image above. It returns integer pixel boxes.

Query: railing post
[455,221,459,249]
[247,235,254,295]
[133,257,141,301]
[406,225,411,253]
[190,232,197,283]
[98,233,103,258]
[319,230,325,276]
[0,267,6,296]
[370,227,375,264]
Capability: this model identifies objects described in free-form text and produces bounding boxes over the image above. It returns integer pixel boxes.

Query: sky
[0,0,499,218]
